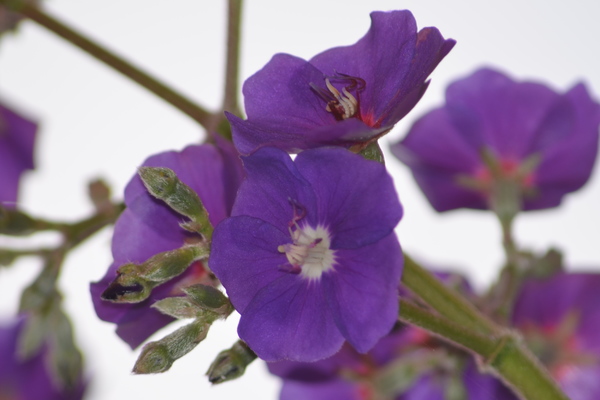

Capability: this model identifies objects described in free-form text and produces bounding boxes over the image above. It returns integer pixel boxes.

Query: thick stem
[5,0,213,129]
[401,254,496,335]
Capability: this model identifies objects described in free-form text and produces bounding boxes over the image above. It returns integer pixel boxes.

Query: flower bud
[133,319,209,374]
[206,341,257,384]
[138,167,213,238]
[141,245,208,283]
[101,245,208,304]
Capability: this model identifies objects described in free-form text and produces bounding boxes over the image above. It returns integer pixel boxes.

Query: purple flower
[460,272,600,400]
[269,324,450,400]
[229,10,455,155]
[0,101,37,207]
[0,318,86,400]
[209,147,403,361]
[392,68,600,212]
[90,141,244,349]
[510,272,600,400]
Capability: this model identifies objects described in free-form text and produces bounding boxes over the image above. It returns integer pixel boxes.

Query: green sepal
[152,297,205,320]
[133,319,210,374]
[358,141,385,164]
[152,285,233,320]
[206,340,257,384]
[17,312,49,361]
[138,167,213,239]
[47,308,84,390]
[142,245,208,282]
[184,284,234,316]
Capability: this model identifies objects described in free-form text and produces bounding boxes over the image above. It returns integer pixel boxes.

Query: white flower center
[277,225,336,280]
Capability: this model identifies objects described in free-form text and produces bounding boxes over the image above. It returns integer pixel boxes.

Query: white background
[1,1,599,399]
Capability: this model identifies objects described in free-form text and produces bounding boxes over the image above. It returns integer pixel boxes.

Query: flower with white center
[209,147,403,362]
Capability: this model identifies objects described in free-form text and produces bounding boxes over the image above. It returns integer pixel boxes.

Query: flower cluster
[90,141,243,348]
[82,5,600,400]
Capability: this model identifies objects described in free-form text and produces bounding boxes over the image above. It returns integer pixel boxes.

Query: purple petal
[529,83,600,210]
[0,102,37,207]
[208,216,289,313]
[238,274,344,362]
[399,373,445,400]
[280,379,361,400]
[268,342,364,382]
[392,108,485,212]
[323,234,402,353]
[445,68,558,157]
[243,54,334,126]
[462,361,518,400]
[378,27,456,127]
[232,147,318,230]
[561,366,600,400]
[310,11,418,122]
[513,273,600,351]
[295,147,403,248]
[230,112,379,155]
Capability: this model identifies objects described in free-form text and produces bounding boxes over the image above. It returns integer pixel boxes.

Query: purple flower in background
[269,324,453,400]
[90,141,244,349]
[0,101,37,206]
[460,272,600,400]
[0,318,86,400]
[209,147,403,361]
[511,273,600,400]
[392,68,600,212]
[229,10,455,155]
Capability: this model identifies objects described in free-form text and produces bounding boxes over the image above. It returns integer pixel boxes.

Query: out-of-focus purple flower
[209,147,403,361]
[461,272,600,400]
[90,142,244,349]
[0,318,85,400]
[0,101,37,207]
[512,273,600,400]
[392,68,600,212]
[269,324,450,400]
[229,10,455,155]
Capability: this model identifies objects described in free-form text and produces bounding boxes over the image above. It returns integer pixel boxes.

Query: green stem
[223,0,243,118]
[401,254,496,335]
[399,300,568,400]
[399,299,497,356]
[5,0,213,129]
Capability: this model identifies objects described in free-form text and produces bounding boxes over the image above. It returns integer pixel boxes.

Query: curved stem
[5,0,213,129]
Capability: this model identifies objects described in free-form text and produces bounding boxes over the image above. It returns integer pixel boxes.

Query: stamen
[310,74,364,121]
